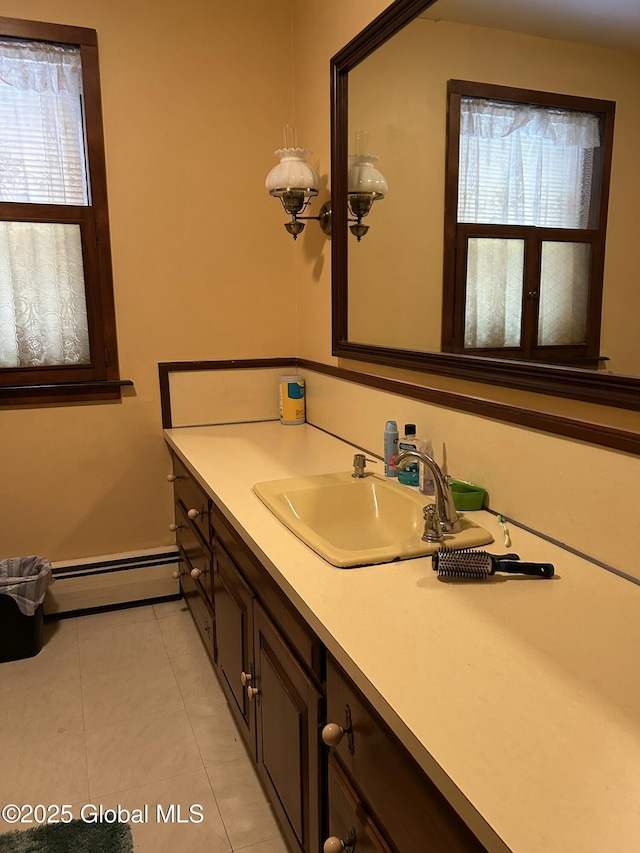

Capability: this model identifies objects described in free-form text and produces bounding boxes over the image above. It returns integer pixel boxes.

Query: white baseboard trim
[45,547,180,615]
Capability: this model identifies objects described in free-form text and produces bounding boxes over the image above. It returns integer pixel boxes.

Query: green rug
[0,820,134,852]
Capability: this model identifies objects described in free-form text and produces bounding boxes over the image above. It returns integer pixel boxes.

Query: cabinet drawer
[326,753,392,853]
[180,560,214,661]
[172,455,210,544]
[175,504,213,603]
[326,657,486,853]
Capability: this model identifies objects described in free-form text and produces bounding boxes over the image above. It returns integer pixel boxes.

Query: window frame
[0,15,127,404]
[442,79,615,367]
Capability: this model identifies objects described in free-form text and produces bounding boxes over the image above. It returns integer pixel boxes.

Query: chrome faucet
[395,450,462,537]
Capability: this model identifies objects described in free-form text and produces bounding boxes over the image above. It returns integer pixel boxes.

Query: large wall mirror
[330,0,640,428]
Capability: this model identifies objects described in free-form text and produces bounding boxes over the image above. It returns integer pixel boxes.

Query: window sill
[0,379,134,406]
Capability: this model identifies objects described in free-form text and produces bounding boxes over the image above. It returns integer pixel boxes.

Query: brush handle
[495,560,554,578]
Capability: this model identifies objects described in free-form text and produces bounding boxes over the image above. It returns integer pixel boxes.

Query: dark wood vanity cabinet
[169,453,488,853]
[169,455,214,661]
[212,504,325,853]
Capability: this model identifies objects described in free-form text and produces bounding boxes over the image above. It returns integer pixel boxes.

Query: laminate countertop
[165,421,640,853]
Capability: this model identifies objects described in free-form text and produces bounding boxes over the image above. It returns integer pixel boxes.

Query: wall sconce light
[265,125,331,240]
[347,130,388,241]
[265,126,386,241]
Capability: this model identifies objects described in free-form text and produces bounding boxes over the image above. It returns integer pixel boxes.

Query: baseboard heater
[45,547,180,616]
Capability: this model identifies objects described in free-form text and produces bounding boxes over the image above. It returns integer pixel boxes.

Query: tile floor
[0,599,290,852]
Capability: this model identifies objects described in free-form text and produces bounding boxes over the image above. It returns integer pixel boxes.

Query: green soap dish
[450,478,486,511]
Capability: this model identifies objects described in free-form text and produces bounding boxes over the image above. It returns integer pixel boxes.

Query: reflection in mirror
[442,79,614,367]
[333,0,640,413]
[347,130,388,241]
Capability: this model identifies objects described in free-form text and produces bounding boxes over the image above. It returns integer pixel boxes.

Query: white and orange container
[279,374,305,425]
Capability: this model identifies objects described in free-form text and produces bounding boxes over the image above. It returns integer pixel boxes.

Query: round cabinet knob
[171,570,180,580]
[166,473,178,482]
[247,685,260,700]
[322,723,345,746]
[169,522,180,532]
[187,508,201,520]
[240,671,253,686]
[190,567,202,579]
[323,837,346,853]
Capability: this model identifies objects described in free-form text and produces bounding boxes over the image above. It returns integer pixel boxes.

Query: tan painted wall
[291,0,390,363]
[0,0,299,561]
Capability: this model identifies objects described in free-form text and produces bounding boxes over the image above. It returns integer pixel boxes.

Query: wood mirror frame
[330,0,640,453]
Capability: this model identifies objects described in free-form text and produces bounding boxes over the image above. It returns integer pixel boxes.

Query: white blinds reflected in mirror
[457,98,599,227]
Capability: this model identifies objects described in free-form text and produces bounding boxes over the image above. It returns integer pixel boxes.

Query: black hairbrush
[433,548,554,579]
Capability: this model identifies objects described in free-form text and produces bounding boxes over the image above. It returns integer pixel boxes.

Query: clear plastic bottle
[419,435,435,496]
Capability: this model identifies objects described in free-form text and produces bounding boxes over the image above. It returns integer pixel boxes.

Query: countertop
[165,421,640,853]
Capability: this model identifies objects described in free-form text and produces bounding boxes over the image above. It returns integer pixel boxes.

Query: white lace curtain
[0,38,90,368]
[458,97,599,349]
[458,97,599,228]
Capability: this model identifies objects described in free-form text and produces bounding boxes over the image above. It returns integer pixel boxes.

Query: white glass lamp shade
[347,153,388,199]
[265,148,320,199]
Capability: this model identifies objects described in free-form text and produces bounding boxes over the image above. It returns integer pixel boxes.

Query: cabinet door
[253,601,323,853]
[213,541,256,756]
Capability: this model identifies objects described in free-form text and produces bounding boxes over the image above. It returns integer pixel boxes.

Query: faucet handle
[422,503,443,543]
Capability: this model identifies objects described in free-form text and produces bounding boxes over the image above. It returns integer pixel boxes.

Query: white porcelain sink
[253,471,493,568]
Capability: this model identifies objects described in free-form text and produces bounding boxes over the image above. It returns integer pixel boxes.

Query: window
[442,80,615,366]
[0,16,124,403]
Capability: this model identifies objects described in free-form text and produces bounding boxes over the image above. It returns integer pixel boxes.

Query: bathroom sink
[253,471,493,568]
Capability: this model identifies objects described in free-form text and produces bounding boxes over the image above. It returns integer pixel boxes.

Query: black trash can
[0,556,52,663]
